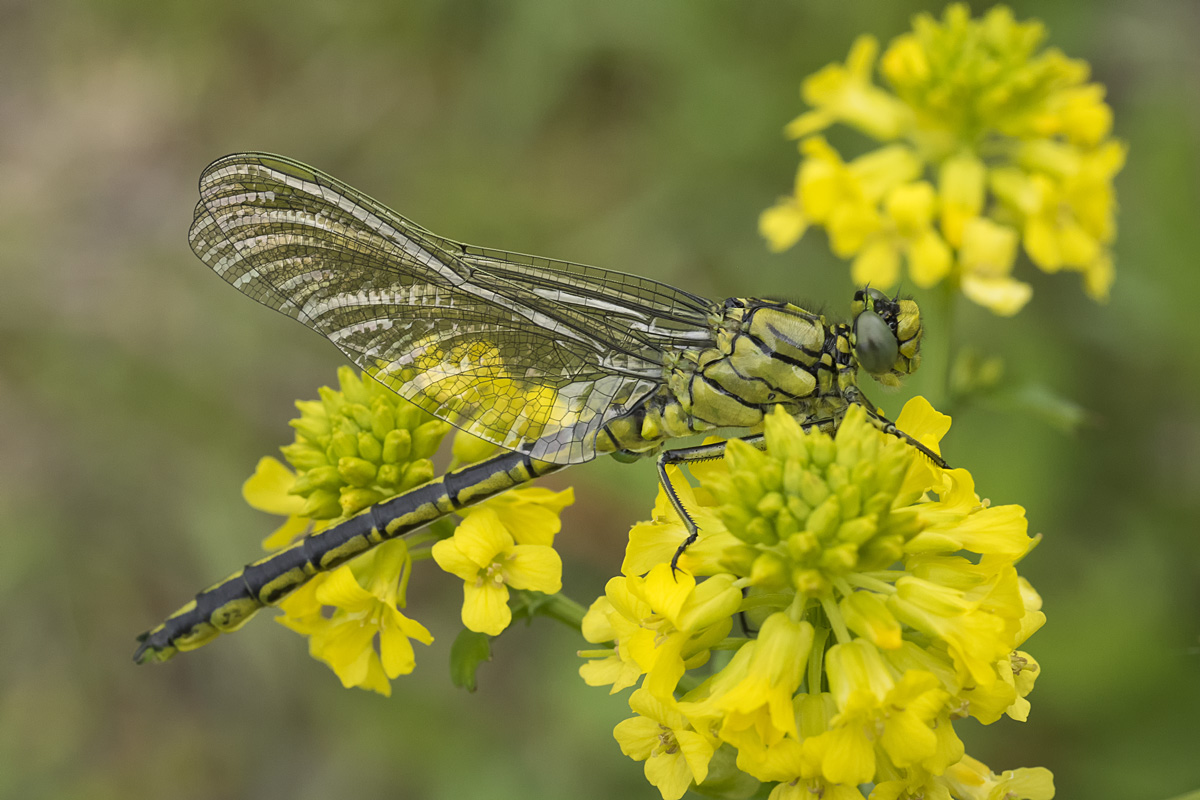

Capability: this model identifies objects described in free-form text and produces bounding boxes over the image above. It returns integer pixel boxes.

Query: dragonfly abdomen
[134,449,563,663]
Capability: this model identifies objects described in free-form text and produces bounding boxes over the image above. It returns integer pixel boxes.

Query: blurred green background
[2,1,1198,798]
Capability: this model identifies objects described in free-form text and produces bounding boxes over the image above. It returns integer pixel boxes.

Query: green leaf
[449,628,492,692]
[998,382,1093,434]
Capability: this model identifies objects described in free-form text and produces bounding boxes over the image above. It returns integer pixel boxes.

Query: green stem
[532,591,590,629]
[932,279,959,412]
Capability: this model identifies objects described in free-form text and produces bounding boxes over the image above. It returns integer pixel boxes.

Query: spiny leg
[658,418,842,574]
[658,439,745,574]
[842,385,949,469]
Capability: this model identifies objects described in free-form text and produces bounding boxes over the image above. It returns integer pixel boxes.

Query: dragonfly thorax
[595,298,858,459]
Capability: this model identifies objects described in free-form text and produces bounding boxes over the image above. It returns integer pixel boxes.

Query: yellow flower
[277,540,433,696]
[591,396,1050,794]
[1018,139,1126,300]
[679,613,814,754]
[622,465,740,578]
[242,456,310,549]
[816,640,958,785]
[764,3,1125,313]
[432,507,562,636]
[759,198,808,254]
[851,180,952,289]
[958,217,1032,316]
[941,755,1055,800]
[466,484,574,547]
[579,565,740,699]
[786,35,910,141]
[613,688,715,800]
[760,136,922,262]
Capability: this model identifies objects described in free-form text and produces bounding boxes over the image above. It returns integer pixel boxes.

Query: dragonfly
[134,152,944,664]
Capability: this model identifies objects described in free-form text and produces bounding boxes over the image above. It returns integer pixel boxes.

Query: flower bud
[400,459,435,490]
[357,432,383,463]
[338,456,377,487]
[412,420,449,459]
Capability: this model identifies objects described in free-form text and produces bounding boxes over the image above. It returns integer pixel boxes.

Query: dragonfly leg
[842,386,949,469]
[657,416,839,574]
[658,439,742,574]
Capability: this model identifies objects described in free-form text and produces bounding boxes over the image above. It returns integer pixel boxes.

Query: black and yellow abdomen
[134,450,562,663]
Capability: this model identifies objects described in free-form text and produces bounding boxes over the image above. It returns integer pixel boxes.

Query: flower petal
[462,581,511,636]
[243,457,306,516]
[503,545,563,594]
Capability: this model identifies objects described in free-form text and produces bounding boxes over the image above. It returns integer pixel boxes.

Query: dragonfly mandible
[134,153,943,663]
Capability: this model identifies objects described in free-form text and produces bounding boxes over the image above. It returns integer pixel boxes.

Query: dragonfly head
[851,288,923,387]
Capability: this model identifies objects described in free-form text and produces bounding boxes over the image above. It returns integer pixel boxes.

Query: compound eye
[854,310,899,374]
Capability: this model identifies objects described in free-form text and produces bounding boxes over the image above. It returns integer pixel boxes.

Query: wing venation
[188,152,718,463]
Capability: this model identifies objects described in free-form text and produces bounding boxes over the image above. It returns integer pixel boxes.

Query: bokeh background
[2,1,1198,798]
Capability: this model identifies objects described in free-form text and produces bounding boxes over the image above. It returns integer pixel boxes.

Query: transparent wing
[188,153,718,463]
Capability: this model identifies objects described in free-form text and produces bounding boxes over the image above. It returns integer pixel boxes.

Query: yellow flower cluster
[580,400,1051,799]
[242,367,572,695]
[761,4,1125,316]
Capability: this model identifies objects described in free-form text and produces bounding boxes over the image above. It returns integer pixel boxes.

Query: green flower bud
[280,443,328,471]
[810,435,836,467]
[819,543,858,572]
[798,471,830,508]
[836,516,877,545]
[792,567,827,595]
[806,495,841,539]
[382,429,412,464]
[787,531,819,560]
[718,504,755,539]
[370,401,395,441]
[742,516,775,545]
[412,420,449,460]
[732,471,765,505]
[395,402,428,431]
[725,437,767,475]
[860,535,904,567]
[290,465,341,495]
[452,431,499,465]
[303,489,342,520]
[338,457,377,487]
[338,415,361,437]
[851,461,878,494]
[759,459,783,492]
[318,385,344,418]
[340,487,385,516]
[783,460,807,496]
[750,551,791,590]
[290,416,330,445]
[337,365,371,405]
[836,483,863,519]
[376,463,402,487]
[294,399,325,419]
[400,459,435,490]
[756,491,784,518]
[357,432,383,463]
[347,403,373,432]
[719,544,759,575]
[863,490,895,516]
[329,430,358,459]
[825,463,850,492]
[786,496,812,524]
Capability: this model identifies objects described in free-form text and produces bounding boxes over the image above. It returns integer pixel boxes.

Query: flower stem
[533,591,589,629]
[932,279,959,411]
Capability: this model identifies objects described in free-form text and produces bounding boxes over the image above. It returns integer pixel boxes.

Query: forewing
[188,153,717,463]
